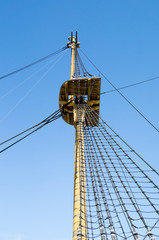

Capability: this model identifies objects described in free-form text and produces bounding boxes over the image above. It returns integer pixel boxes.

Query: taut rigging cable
[80,49,159,133]
[0,99,73,154]
[0,50,67,123]
[100,76,159,95]
[0,46,67,80]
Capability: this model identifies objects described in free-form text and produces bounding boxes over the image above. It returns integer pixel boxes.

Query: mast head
[59,32,101,126]
[67,31,80,48]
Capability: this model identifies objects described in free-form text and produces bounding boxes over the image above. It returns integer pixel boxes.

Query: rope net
[75,102,159,240]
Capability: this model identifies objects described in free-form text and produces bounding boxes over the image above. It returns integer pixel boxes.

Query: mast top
[67,31,80,48]
[59,32,101,126]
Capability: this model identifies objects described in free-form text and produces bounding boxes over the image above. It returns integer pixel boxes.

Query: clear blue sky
[0,1,159,240]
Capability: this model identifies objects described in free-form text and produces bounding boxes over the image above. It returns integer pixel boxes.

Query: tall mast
[68,31,87,240]
[59,32,101,240]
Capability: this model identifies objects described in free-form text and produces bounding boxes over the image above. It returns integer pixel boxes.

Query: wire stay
[80,49,159,133]
[100,76,159,95]
[0,99,73,154]
[0,46,67,81]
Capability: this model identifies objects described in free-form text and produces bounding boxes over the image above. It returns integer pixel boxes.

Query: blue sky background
[0,1,159,240]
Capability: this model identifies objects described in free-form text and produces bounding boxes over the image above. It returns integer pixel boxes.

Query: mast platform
[59,77,101,126]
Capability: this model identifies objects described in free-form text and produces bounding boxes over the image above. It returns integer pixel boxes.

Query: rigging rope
[80,49,159,133]
[75,101,159,240]
[0,99,73,154]
[0,51,67,123]
[100,76,159,95]
[0,46,67,80]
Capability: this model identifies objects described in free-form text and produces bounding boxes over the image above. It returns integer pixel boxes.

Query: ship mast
[59,32,101,240]
[68,31,87,240]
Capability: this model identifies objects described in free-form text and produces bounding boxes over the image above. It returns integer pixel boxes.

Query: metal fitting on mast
[67,31,80,49]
